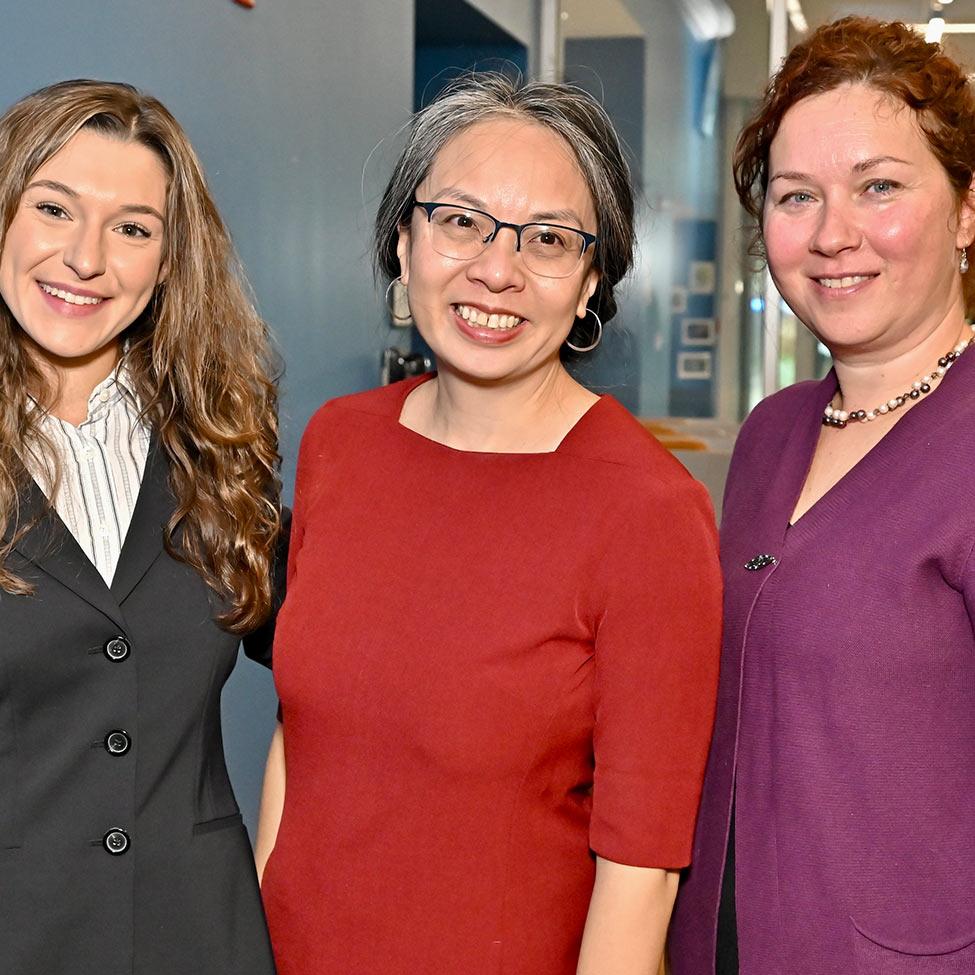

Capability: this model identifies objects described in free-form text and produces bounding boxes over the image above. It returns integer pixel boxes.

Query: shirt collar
[82,359,140,426]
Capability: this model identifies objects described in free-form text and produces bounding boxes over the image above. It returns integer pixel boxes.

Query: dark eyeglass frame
[413,200,598,260]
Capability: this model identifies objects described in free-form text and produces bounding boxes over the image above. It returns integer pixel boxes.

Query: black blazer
[0,437,285,975]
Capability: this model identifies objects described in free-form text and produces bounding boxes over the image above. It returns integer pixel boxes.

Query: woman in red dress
[257,73,721,975]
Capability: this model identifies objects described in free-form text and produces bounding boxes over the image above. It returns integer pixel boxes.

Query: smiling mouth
[453,303,525,330]
[816,275,876,289]
[39,282,105,306]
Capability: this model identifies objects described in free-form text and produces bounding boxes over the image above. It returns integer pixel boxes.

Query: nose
[809,198,861,257]
[62,222,106,280]
[465,226,526,291]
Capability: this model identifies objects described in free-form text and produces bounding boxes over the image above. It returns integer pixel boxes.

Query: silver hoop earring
[384,277,412,324]
[565,308,603,353]
[961,249,970,275]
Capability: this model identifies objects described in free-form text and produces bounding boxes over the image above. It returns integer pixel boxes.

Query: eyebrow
[852,155,912,173]
[769,155,913,184]
[25,179,165,222]
[432,187,586,227]
[768,171,812,185]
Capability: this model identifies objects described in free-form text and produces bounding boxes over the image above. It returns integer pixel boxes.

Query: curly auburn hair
[734,16,975,312]
[0,79,281,633]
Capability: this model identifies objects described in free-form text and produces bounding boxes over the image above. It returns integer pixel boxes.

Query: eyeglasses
[413,201,598,279]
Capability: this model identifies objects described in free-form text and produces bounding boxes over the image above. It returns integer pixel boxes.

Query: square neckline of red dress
[392,372,608,457]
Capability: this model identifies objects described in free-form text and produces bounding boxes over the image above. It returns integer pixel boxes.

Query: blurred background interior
[3,0,969,828]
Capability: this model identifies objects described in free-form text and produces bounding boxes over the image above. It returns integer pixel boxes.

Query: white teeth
[818,275,871,289]
[40,283,103,305]
[454,304,523,330]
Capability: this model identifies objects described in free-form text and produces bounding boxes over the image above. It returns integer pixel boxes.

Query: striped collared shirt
[26,366,151,586]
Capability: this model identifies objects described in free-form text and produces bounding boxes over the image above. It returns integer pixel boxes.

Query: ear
[956,176,975,251]
[395,223,412,286]
[155,260,169,286]
[575,266,600,320]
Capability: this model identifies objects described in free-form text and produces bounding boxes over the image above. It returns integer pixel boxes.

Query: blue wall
[0,0,414,832]
[415,0,528,109]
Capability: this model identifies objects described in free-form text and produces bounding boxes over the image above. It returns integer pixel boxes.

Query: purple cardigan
[669,349,975,974]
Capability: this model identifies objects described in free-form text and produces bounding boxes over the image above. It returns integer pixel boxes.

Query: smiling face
[763,83,975,357]
[396,116,599,384]
[0,127,168,384]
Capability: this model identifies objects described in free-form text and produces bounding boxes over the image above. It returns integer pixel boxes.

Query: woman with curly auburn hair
[0,79,283,975]
[669,17,975,975]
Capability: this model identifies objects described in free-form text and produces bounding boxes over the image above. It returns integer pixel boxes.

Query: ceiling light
[681,0,735,41]
[787,0,807,33]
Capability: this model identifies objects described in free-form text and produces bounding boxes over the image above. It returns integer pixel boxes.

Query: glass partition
[551,0,832,431]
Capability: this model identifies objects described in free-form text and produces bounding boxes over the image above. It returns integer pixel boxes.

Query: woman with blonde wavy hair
[0,79,283,975]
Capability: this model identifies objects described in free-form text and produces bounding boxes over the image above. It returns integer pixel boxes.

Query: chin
[447,363,515,384]
[433,345,514,377]
[29,335,111,363]
[804,316,881,350]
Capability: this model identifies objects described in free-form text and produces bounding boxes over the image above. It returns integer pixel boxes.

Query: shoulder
[728,378,823,467]
[738,379,824,443]
[297,377,421,455]
[563,396,706,494]
[307,379,411,430]
[561,396,717,539]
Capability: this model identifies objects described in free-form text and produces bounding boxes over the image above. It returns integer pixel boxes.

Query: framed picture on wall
[681,317,716,346]
[671,286,688,314]
[689,260,716,295]
[677,351,713,380]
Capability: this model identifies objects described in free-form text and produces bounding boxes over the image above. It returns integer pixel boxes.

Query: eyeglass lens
[426,206,587,278]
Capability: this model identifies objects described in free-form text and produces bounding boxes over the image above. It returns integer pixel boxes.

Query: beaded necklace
[822,323,975,428]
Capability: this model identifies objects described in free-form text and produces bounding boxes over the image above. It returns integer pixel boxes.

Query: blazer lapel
[110,433,172,605]
[11,476,128,632]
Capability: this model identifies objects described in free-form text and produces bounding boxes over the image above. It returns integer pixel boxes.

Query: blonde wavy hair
[0,79,281,633]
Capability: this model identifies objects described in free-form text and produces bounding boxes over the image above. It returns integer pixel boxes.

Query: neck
[417,359,591,453]
[832,307,971,411]
[32,339,122,427]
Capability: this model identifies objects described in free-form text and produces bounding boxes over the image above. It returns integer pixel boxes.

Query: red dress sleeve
[589,476,722,868]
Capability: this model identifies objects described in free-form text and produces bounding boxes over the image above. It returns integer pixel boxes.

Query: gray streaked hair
[374,72,635,326]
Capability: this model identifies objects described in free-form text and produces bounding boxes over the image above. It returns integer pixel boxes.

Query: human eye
[526,226,572,251]
[865,178,900,196]
[777,189,815,207]
[435,208,488,237]
[116,221,152,239]
[35,201,69,219]
[435,209,474,227]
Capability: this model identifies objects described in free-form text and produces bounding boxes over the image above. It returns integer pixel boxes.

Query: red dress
[262,376,721,975]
